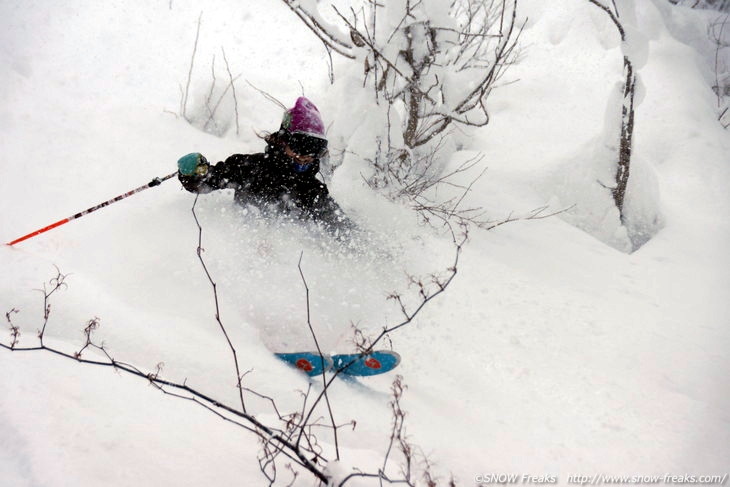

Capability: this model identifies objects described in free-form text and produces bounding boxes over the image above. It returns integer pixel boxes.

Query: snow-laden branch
[280,0,355,59]
[282,0,525,148]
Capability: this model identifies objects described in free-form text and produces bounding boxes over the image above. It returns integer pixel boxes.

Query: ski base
[332,351,401,376]
[275,350,400,377]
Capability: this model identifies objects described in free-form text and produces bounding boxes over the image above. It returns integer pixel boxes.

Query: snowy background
[1,0,729,485]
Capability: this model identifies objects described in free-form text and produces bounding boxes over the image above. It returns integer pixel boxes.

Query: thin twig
[1,269,332,483]
[191,195,248,414]
[296,252,340,460]
[221,47,241,135]
[246,80,287,110]
[307,229,467,421]
[182,12,203,121]
[37,266,68,346]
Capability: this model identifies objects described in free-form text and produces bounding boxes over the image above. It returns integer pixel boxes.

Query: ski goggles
[287,132,328,159]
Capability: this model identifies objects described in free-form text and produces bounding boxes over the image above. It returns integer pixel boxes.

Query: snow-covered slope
[1,0,728,485]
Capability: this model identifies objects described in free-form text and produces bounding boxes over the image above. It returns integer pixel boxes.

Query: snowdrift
[1,0,728,485]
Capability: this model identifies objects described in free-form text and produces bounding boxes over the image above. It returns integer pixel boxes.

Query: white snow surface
[1,0,729,485]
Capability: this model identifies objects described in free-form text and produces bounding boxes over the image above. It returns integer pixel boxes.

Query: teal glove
[178,153,209,176]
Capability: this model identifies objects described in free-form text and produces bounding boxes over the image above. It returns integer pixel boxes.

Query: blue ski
[275,350,401,377]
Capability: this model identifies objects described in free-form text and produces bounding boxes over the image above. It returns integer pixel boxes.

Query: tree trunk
[613,55,636,219]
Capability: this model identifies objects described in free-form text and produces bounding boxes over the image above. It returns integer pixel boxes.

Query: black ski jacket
[178,147,352,234]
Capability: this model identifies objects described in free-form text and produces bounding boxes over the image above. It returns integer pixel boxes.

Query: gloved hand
[177,153,209,176]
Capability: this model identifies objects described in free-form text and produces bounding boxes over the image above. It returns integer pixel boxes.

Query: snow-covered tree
[282,0,523,228]
[283,1,521,176]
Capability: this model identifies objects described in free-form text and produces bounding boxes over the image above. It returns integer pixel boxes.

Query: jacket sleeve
[178,154,255,194]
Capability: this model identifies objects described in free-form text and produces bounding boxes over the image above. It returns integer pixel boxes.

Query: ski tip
[274,352,333,377]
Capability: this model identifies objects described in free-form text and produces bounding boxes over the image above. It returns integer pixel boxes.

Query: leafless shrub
[178,12,241,137]
[1,207,467,485]
[283,0,525,231]
[283,0,523,149]
[1,270,332,483]
[337,375,456,486]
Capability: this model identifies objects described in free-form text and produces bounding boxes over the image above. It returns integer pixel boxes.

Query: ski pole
[6,172,179,246]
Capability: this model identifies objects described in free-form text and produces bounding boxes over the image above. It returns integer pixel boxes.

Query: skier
[177,97,353,236]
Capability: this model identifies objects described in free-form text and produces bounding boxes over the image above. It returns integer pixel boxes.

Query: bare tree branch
[221,47,240,136]
[585,0,625,39]
[182,12,203,121]
[191,195,248,414]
